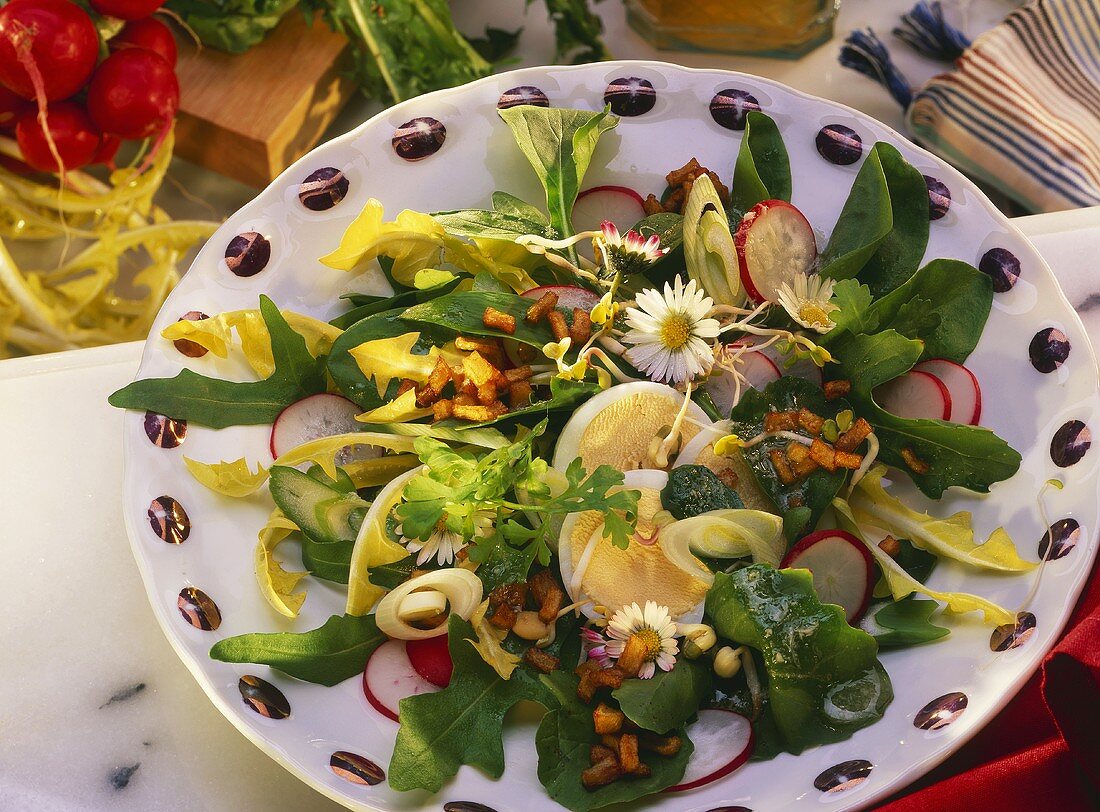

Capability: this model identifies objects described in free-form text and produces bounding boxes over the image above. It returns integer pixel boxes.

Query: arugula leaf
[301,537,353,583]
[834,331,1021,497]
[706,566,893,754]
[497,105,619,243]
[400,290,556,347]
[536,672,693,811]
[367,554,417,590]
[109,296,326,428]
[728,376,849,539]
[860,598,950,647]
[389,617,557,792]
[331,277,460,329]
[731,111,792,212]
[612,659,712,734]
[209,613,385,686]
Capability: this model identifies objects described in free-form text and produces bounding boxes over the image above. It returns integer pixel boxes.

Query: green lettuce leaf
[731,111,791,211]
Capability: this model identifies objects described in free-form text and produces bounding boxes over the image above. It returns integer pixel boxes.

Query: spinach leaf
[731,111,791,212]
[612,659,712,734]
[834,330,1021,497]
[728,376,849,539]
[209,613,385,686]
[861,598,950,647]
[389,616,557,792]
[497,105,619,242]
[367,555,417,590]
[536,671,693,811]
[819,145,894,282]
[864,259,993,363]
[400,290,556,347]
[301,537,353,583]
[492,190,550,223]
[706,566,892,754]
[109,296,326,428]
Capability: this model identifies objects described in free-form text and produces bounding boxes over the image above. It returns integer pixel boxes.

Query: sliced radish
[571,185,646,235]
[781,529,874,623]
[362,639,439,722]
[873,369,951,421]
[406,635,453,688]
[270,393,377,460]
[915,359,981,425]
[704,347,781,415]
[734,199,818,304]
[667,709,753,792]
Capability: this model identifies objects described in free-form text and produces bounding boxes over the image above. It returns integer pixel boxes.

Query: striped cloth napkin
[841,0,1100,213]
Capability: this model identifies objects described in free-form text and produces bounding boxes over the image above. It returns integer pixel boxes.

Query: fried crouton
[525,292,559,324]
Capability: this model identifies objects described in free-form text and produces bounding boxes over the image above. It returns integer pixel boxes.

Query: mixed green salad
[111,104,1038,809]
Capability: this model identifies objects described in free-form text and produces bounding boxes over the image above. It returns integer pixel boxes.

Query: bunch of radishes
[0,0,179,173]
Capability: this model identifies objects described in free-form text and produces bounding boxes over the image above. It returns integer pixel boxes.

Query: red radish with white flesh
[667,708,753,792]
[735,199,817,303]
[362,639,439,722]
[269,393,372,459]
[781,530,874,623]
[915,359,982,425]
[874,369,952,421]
[571,185,646,235]
[704,345,781,415]
[405,635,453,688]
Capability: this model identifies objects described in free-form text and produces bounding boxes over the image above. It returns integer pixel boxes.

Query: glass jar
[625,0,842,58]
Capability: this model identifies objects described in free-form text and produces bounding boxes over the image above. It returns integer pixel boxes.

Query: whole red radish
[89,0,165,21]
[15,100,100,171]
[0,0,99,101]
[109,16,177,67]
[0,83,30,129]
[87,48,179,139]
[91,132,121,165]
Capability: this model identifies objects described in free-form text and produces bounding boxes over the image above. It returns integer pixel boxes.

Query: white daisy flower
[605,600,680,679]
[622,275,720,384]
[775,273,839,333]
[598,220,668,275]
[397,511,492,566]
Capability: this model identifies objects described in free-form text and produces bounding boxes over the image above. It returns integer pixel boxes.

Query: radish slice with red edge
[915,359,982,425]
[505,285,603,366]
[704,347,781,415]
[406,635,453,688]
[571,185,646,235]
[781,529,874,623]
[873,369,951,421]
[362,640,439,722]
[270,393,371,459]
[734,199,817,304]
[666,708,753,792]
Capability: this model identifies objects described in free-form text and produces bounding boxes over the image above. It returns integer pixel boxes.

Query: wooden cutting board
[173,12,356,189]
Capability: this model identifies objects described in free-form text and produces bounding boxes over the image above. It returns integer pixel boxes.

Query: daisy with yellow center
[775,273,839,334]
[397,510,492,566]
[605,600,680,679]
[622,275,720,384]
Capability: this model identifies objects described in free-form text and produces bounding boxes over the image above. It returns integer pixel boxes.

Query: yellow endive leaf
[184,456,269,497]
[467,599,522,680]
[320,199,444,278]
[348,332,442,398]
[254,509,309,618]
[275,431,418,481]
[355,388,434,423]
[346,470,418,615]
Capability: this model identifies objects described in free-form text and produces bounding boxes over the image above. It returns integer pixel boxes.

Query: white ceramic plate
[120,61,1100,812]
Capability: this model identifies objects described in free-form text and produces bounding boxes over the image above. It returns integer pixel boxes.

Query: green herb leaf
[706,566,892,754]
[109,295,326,428]
[301,537,353,583]
[497,105,619,242]
[367,555,417,590]
[612,659,713,734]
[400,290,556,347]
[860,598,950,647]
[731,111,792,211]
[536,0,610,63]
[209,613,385,686]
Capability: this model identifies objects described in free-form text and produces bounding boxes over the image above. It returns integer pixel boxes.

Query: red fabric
[878,569,1100,812]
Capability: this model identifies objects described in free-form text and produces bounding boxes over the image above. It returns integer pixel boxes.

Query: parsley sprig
[394,421,639,573]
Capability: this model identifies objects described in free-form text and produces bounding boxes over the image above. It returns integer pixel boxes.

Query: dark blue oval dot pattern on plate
[604,77,656,117]
[238,675,290,719]
[1029,327,1070,373]
[979,247,1021,293]
[443,803,499,812]
[329,751,385,786]
[705,808,752,812]
[392,117,446,161]
[177,586,221,631]
[497,85,549,110]
[224,232,271,277]
[298,167,348,212]
[924,175,951,220]
[816,124,863,165]
[147,496,189,544]
[914,691,968,731]
[173,310,209,358]
[1051,420,1091,467]
[143,411,186,448]
[709,88,760,131]
[990,611,1037,652]
[1039,517,1080,561]
[814,759,873,793]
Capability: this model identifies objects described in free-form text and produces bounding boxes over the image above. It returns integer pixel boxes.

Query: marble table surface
[1,209,1098,812]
